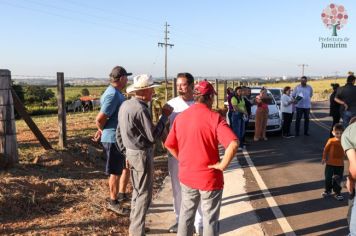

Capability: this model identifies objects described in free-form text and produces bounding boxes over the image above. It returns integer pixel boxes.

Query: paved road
[241,101,349,235]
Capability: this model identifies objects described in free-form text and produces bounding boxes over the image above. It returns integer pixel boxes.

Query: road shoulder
[146,156,264,235]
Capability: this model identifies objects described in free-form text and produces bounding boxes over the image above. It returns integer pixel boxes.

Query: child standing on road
[322,123,345,201]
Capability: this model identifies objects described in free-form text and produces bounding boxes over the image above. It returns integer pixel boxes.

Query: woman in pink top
[254,88,270,141]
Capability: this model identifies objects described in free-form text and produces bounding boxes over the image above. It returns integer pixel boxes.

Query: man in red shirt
[165,81,238,236]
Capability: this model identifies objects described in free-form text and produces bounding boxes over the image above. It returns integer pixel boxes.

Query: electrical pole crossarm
[157,22,174,102]
[158,43,174,47]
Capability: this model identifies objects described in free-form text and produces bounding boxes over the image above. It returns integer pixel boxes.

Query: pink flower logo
[321,3,348,36]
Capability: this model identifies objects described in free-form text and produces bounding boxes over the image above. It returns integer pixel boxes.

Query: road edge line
[242,149,296,236]
[310,106,330,131]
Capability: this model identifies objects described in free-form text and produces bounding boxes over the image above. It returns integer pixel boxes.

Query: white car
[246,88,282,133]
[268,88,283,107]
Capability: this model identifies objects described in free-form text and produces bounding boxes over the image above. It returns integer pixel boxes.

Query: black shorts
[102,142,126,175]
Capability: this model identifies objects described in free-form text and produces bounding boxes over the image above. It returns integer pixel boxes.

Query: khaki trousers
[254,108,269,139]
[126,148,154,236]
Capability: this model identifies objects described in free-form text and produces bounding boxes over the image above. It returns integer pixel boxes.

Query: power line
[12,74,109,80]
[2,1,307,76]
[12,74,56,78]
[61,0,161,27]
[0,0,161,39]
[23,0,162,35]
[158,22,174,102]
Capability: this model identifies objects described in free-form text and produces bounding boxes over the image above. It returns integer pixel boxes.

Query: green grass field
[34,77,348,113]
[46,85,108,101]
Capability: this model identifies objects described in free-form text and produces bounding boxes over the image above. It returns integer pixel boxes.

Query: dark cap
[110,66,132,80]
[347,74,356,83]
[331,83,340,89]
[194,81,217,96]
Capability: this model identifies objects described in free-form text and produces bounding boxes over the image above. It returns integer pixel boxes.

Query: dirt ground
[0,112,168,235]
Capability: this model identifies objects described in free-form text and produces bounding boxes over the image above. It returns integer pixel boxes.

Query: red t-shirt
[164,103,238,190]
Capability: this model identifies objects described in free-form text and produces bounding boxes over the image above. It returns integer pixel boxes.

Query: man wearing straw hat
[118,74,173,236]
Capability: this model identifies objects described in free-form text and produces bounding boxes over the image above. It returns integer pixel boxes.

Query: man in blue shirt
[94,66,131,215]
[292,76,313,136]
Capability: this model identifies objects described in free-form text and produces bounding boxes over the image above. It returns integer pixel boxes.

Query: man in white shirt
[292,76,313,136]
[166,73,203,234]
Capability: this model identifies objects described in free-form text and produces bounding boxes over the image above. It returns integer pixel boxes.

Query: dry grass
[0,111,168,235]
[263,77,346,101]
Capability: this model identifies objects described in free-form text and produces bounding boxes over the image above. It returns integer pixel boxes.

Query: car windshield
[250,93,275,105]
[269,89,281,99]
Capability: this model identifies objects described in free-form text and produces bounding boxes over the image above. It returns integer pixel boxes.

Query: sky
[0,0,355,79]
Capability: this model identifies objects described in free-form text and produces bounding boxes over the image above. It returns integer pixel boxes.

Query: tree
[321,4,348,36]
[12,83,25,103]
[11,83,25,118]
[24,86,55,105]
[81,88,90,96]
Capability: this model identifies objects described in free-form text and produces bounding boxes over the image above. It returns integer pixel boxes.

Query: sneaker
[335,194,344,201]
[322,191,332,197]
[262,137,268,141]
[117,193,131,203]
[285,134,295,138]
[168,223,178,233]
[106,202,130,216]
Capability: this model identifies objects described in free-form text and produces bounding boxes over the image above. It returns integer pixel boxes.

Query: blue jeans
[227,110,233,126]
[343,111,356,129]
[232,112,245,147]
[350,197,356,235]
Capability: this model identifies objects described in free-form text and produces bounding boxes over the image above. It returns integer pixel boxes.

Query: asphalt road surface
[239,101,349,236]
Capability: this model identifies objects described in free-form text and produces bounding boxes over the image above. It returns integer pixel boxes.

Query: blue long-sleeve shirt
[292,84,313,109]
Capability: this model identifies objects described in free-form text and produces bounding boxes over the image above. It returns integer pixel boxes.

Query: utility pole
[298,64,309,77]
[298,64,308,76]
[334,71,339,83]
[158,22,174,102]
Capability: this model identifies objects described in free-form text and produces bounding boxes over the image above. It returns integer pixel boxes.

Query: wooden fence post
[11,87,52,150]
[57,72,66,148]
[173,77,177,98]
[215,79,219,109]
[0,69,18,166]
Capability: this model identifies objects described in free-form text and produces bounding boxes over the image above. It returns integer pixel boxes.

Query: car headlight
[268,113,280,119]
